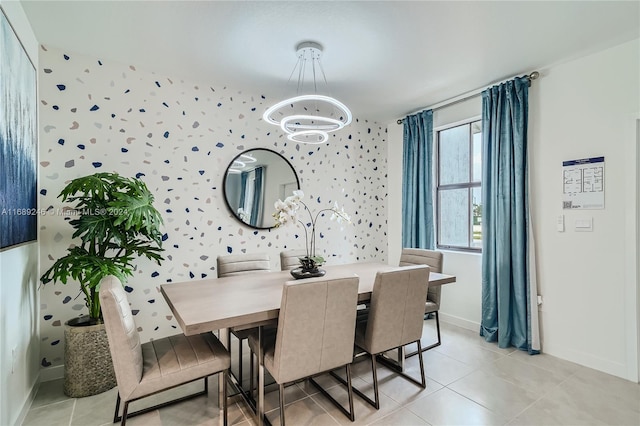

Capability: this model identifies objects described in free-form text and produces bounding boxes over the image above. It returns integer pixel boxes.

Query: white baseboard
[439,312,480,332]
[14,378,39,426]
[542,342,635,382]
[39,364,64,382]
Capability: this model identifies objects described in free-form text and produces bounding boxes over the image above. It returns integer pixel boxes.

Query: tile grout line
[505,371,576,422]
[67,398,76,426]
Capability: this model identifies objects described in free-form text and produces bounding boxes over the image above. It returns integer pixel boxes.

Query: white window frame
[434,116,482,252]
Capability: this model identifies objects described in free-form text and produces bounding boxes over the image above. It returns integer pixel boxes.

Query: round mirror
[223,148,300,229]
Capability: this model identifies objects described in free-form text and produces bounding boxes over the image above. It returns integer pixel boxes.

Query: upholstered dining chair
[99,275,230,426]
[216,253,271,391]
[249,275,360,425]
[279,249,307,271]
[399,248,444,355]
[344,265,430,410]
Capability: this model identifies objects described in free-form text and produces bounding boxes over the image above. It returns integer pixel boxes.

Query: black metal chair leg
[222,371,228,426]
[345,364,355,421]
[238,338,244,387]
[279,383,286,426]
[121,401,129,426]
[406,311,442,357]
[113,393,121,423]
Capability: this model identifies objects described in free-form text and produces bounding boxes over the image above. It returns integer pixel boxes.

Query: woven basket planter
[63,319,116,397]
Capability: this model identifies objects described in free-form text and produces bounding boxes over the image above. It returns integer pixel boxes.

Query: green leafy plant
[40,172,164,322]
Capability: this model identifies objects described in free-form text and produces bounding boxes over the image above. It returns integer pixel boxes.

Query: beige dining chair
[249,275,360,425]
[99,275,230,426]
[216,253,271,392]
[279,249,307,271]
[399,248,444,355]
[345,265,430,410]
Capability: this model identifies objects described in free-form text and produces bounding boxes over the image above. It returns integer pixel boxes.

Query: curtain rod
[396,71,539,125]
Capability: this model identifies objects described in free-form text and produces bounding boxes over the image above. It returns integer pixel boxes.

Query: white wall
[530,39,639,381]
[0,1,40,424]
[387,39,639,381]
[37,45,388,377]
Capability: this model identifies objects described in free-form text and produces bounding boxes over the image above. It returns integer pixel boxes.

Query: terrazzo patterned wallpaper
[37,45,388,371]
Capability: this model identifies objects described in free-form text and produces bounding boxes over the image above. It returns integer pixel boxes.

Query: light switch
[556,215,564,232]
[575,217,593,232]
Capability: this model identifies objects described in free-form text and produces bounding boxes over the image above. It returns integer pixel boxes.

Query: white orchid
[330,201,352,225]
[273,191,353,268]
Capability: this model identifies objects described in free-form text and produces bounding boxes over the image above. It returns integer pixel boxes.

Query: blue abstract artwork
[0,9,37,249]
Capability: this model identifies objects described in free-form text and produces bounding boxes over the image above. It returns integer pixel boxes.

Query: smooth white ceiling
[20,1,640,122]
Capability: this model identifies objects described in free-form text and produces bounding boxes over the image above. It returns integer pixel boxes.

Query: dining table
[160,261,456,425]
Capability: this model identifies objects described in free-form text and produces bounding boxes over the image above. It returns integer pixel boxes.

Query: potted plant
[273,190,351,279]
[40,172,164,397]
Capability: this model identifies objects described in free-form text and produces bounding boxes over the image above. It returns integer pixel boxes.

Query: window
[436,119,482,251]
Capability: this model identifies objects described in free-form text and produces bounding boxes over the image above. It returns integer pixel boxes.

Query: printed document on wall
[562,156,604,209]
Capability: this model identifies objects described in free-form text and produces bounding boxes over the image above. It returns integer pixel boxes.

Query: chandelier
[263,41,352,144]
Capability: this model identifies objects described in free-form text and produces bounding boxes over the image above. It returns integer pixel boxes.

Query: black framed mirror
[223,148,300,229]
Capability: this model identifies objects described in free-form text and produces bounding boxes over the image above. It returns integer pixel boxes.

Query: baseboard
[39,364,64,382]
[439,312,480,332]
[13,377,39,426]
[542,342,635,382]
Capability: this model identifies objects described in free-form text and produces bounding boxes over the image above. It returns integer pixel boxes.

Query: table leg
[219,328,230,408]
[257,326,265,426]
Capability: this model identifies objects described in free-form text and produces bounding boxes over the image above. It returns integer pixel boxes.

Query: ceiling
[20,1,640,123]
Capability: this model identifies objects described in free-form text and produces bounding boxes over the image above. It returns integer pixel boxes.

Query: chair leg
[121,401,129,426]
[113,393,121,423]
[406,311,442,358]
[332,354,380,410]
[345,364,355,421]
[222,371,228,426]
[311,365,356,421]
[249,350,255,400]
[238,337,244,386]
[279,383,286,426]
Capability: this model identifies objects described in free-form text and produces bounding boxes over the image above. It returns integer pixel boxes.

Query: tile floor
[22,321,640,426]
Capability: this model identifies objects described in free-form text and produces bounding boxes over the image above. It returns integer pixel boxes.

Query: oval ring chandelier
[263,41,352,144]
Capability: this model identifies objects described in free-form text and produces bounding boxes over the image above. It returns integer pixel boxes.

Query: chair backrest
[270,275,359,384]
[362,265,430,354]
[216,253,271,277]
[99,275,143,400]
[400,248,443,306]
[279,249,307,271]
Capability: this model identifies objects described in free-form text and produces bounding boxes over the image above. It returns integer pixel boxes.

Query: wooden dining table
[160,261,456,425]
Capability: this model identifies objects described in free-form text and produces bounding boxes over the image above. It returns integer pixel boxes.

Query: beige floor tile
[507,350,584,379]
[447,370,539,420]
[157,392,246,426]
[376,371,443,405]
[264,396,339,426]
[434,338,506,367]
[263,382,310,413]
[28,378,72,409]
[420,350,476,386]
[22,400,75,426]
[544,371,640,425]
[312,376,401,426]
[71,386,119,425]
[483,356,565,396]
[508,395,607,426]
[369,407,430,425]
[407,388,506,426]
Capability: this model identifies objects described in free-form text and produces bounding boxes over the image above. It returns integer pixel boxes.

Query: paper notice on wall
[562,156,604,209]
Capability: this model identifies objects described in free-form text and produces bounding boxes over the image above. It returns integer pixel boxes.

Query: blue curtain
[239,171,248,211]
[402,110,435,249]
[480,77,538,354]
[250,166,264,227]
